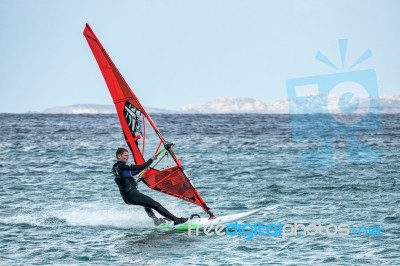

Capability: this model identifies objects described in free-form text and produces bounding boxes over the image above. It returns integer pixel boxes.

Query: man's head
[116,147,129,163]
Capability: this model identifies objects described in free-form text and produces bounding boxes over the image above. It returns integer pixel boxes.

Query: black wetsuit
[112,159,179,222]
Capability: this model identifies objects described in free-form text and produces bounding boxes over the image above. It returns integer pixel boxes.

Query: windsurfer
[112,147,188,226]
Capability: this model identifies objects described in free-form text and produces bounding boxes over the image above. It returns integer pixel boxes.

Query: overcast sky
[0,0,399,113]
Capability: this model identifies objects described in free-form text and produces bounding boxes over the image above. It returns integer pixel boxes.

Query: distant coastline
[42,104,176,114]
[40,95,400,114]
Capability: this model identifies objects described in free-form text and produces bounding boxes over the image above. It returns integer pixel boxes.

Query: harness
[112,163,139,197]
[111,163,139,178]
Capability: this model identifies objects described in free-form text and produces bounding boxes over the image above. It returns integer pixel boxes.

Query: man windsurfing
[84,23,214,222]
[112,147,188,226]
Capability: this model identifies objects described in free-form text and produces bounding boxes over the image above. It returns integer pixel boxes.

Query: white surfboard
[159,208,261,231]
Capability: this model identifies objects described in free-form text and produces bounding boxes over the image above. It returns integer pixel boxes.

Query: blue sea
[0,113,399,265]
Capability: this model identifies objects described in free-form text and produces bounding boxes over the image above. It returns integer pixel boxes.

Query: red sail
[83,23,211,214]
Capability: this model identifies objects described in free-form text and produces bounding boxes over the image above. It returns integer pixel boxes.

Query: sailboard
[161,208,261,231]
[83,23,215,218]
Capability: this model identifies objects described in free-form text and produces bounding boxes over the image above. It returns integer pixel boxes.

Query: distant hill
[42,104,176,114]
[43,104,115,114]
[42,95,400,114]
[181,95,400,114]
[181,97,269,113]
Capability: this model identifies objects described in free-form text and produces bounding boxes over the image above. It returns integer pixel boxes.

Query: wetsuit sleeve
[117,158,153,171]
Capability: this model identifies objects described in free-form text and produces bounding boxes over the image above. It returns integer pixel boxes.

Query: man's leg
[144,207,169,225]
[126,190,180,222]
[144,207,156,218]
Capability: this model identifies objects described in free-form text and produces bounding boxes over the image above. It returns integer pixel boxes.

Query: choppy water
[0,113,399,265]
